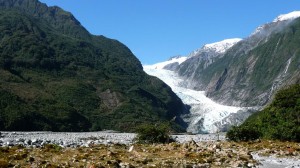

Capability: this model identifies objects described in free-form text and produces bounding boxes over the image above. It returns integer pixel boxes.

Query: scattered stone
[128,145,134,152]
[0,132,299,168]
[13,163,21,168]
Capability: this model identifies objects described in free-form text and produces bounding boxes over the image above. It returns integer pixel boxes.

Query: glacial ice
[143,63,246,133]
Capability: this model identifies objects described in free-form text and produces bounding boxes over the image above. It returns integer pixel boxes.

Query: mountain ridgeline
[168,16,300,107]
[0,0,187,132]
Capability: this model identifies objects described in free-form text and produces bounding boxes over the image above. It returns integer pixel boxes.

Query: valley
[0,0,300,167]
[144,61,253,134]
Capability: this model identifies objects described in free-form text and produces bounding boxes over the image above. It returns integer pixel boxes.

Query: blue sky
[39,0,300,64]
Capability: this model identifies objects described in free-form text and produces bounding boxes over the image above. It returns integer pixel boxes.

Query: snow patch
[143,56,187,69]
[273,11,300,22]
[188,38,242,57]
[203,38,242,53]
[252,11,300,36]
[251,25,265,36]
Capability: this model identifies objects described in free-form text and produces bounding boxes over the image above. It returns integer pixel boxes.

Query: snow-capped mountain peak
[203,38,242,53]
[251,11,300,37]
[188,38,242,57]
[273,11,300,22]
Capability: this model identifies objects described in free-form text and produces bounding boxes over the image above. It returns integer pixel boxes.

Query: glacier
[144,60,249,133]
[142,11,300,133]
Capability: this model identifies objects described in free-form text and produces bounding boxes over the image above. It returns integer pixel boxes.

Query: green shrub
[226,126,261,142]
[135,123,174,144]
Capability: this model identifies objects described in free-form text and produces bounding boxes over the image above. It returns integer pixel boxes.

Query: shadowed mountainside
[0,0,187,132]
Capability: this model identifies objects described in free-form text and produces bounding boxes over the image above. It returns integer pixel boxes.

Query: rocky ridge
[177,11,300,107]
[162,11,300,108]
[149,11,300,134]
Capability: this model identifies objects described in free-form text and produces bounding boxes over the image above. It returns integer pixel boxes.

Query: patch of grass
[43,144,63,153]
[0,159,9,168]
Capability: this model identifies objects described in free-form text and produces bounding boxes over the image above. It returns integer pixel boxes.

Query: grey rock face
[99,89,122,109]
[174,18,300,107]
[163,62,180,71]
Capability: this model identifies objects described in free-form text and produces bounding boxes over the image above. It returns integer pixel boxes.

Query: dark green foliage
[226,126,261,142]
[0,0,186,132]
[43,144,63,153]
[135,123,174,144]
[0,89,91,131]
[227,84,300,142]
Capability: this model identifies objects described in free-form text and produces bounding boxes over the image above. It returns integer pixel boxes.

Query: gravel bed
[0,131,225,147]
[0,131,135,147]
[252,153,300,168]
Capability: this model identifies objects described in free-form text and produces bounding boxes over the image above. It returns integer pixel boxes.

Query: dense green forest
[0,0,186,132]
[227,84,300,142]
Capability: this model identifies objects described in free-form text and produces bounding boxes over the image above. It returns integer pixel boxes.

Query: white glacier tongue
[144,56,187,69]
[143,64,246,133]
[273,11,300,22]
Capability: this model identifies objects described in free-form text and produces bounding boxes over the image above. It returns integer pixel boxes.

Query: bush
[135,123,174,144]
[226,126,261,142]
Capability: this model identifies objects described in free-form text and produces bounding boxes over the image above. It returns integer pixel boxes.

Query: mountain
[146,11,300,133]
[173,11,300,107]
[171,38,242,89]
[144,56,256,133]
[163,38,242,73]
[0,0,187,132]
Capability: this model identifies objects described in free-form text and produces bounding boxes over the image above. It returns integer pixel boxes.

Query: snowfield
[273,11,300,22]
[143,63,248,133]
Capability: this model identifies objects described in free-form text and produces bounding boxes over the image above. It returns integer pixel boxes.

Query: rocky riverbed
[0,132,299,168]
[0,131,225,148]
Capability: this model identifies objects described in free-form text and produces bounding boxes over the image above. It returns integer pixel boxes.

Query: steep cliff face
[202,18,300,106]
[174,39,241,89]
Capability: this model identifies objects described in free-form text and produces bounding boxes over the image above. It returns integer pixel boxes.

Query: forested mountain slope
[227,84,300,142]
[0,0,186,132]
